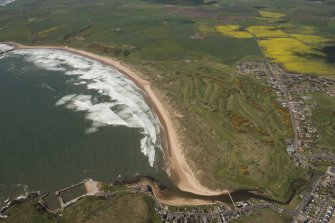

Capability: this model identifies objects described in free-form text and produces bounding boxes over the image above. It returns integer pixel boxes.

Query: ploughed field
[0,0,334,203]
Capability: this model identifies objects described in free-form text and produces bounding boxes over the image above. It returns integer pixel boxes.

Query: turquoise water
[0,50,169,205]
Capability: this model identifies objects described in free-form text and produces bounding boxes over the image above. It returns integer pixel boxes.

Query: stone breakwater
[0,192,40,219]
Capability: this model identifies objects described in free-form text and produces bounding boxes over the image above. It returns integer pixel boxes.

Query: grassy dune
[132,59,304,201]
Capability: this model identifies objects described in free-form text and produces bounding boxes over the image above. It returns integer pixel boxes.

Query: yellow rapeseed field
[215,25,253,38]
[247,26,288,38]
[214,22,333,75]
[260,38,334,75]
[259,11,286,18]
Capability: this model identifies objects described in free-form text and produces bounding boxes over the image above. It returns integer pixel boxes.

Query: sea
[0,45,169,207]
[0,0,14,6]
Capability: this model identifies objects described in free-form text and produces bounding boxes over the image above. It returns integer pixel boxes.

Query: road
[253,37,299,148]
[253,37,317,171]
[291,175,324,217]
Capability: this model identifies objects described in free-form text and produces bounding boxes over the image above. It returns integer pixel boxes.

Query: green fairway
[309,93,335,150]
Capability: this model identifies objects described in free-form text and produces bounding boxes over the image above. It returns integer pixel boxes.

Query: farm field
[215,25,253,38]
[0,0,334,206]
[259,37,334,75]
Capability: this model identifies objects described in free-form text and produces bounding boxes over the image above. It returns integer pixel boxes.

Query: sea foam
[0,44,14,52]
[10,49,161,167]
[0,0,14,6]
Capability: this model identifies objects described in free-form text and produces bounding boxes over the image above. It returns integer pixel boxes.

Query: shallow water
[0,48,170,206]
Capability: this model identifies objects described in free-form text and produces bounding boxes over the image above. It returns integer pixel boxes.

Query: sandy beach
[7,42,227,197]
[84,179,100,196]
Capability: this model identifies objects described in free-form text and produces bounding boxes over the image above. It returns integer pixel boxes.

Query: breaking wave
[0,0,14,6]
[10,48,162,167]
[0,0,15,6]
[0,44,14,52]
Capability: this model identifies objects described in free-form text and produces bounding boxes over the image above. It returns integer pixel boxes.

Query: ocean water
[0,0,14,6]
[0,47,169,206]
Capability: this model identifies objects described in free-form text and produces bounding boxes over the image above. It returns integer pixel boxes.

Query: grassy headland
[4,193,161,223]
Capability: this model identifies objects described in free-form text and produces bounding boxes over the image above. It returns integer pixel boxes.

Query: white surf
[9,48,162,167]
[0,0,14,6]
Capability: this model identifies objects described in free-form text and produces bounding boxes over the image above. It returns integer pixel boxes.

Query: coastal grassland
[215,25,253,38]
[2,201,60,223]
[36,24,68,38]
[259,37,335,75]
[62,194,161,223]
[128,59,304,201]
[259,11,286,19]
[4,193,161,223]
[232,208,292,223]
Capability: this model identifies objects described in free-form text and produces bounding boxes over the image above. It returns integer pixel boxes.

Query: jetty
[54,179,89,210]
[35,179,100,215]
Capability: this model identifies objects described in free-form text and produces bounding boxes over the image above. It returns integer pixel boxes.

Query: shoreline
[6,42,227,198]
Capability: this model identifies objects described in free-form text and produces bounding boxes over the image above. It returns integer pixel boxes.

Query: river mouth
[110,175,303,206]
[0,46,172,207]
